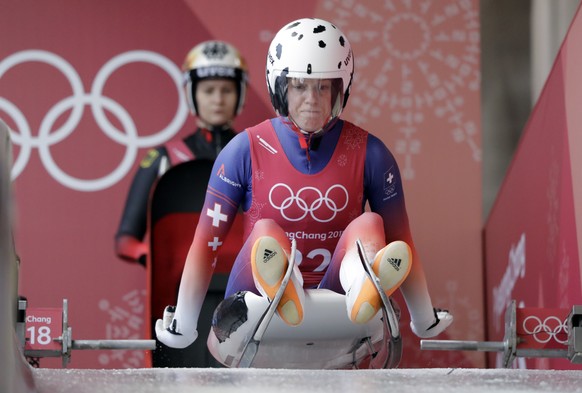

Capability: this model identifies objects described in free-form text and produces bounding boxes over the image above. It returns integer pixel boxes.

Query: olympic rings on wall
[0,50,188,191]
[522,315,568,345]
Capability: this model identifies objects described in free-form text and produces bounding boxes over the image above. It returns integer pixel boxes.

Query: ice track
[32,367,582,393]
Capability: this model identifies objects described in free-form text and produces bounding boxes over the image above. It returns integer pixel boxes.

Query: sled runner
[356,238,403,368]
[235,238,298,368]
[207,239,402,369]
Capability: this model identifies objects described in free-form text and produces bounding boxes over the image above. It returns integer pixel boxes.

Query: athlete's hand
[410,308,453,338]
[154,305,198,348]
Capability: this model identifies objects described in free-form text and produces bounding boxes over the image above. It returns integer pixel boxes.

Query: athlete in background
[115,41,248,266]
[156,18,453,354]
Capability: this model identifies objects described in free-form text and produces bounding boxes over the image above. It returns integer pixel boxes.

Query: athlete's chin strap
[197,119,233,134]
[283,116,337,161]
[197,121,233,155]
[285,115,336,137]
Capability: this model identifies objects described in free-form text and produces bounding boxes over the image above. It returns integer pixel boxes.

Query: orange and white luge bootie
[345,240,412,324]
[251,236,304,326]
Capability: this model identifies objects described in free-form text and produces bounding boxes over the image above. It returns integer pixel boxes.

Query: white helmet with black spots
[183,40,248,117]
[266,18,354,132]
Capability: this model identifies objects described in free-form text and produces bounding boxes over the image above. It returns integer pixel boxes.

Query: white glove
[154,306,198,349]
[411,308,453,338]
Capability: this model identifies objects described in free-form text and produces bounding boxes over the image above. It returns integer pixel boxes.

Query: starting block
[421,300,582,367]
[17,298,155,367]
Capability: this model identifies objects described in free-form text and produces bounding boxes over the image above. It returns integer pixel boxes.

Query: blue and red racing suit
[172,117,434,333]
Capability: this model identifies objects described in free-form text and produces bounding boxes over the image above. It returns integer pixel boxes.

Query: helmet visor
[284,77,344,133]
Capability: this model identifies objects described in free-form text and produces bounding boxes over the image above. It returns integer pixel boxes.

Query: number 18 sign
[25,308,62,351]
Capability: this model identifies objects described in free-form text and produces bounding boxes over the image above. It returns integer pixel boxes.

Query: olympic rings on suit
[0,49,188,191]
[269,183,349,223]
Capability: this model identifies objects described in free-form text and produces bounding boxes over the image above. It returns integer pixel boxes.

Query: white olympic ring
[269,183,349,223]
[0,49,188,191]
[522,315,568,344]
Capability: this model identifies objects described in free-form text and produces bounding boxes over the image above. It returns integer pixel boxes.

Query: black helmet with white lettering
[183,40,248,116]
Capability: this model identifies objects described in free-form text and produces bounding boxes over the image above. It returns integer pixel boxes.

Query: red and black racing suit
[114,127,236,266]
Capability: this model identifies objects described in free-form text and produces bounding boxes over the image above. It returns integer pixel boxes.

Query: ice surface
[32,367,582,393]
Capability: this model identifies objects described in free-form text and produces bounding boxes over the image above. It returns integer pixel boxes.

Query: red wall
[484,4,582,370]
[1,0,483,368]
